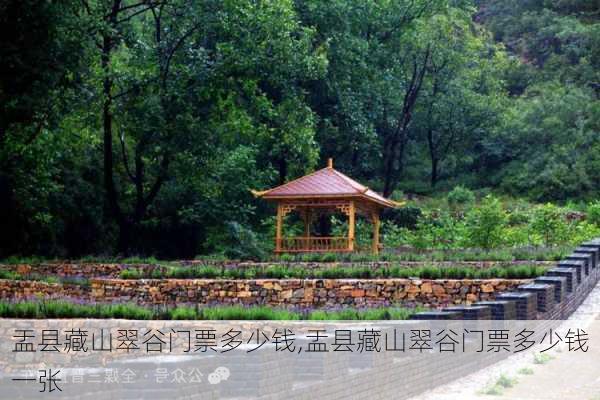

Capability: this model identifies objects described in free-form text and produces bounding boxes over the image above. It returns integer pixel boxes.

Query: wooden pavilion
[252,159,401,254]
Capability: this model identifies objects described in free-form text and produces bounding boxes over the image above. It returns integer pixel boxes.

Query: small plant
[496,374,517,388]
[119,269,142,279]
[533,352,554,364]
[517,367,534,375]
[481,384,503,396]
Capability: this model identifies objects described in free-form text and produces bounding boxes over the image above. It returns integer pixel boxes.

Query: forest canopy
[0,0,598,258]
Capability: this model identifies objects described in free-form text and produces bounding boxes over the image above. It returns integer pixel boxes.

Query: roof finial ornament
[327,158,333,168]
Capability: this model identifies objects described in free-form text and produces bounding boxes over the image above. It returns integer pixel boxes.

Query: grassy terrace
[0,245,573,265]
[0,265,548,282]
[118,264,547,280]
[0,301,421,320]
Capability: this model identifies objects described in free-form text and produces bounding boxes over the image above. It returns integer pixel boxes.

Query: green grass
[0,270,90,287]
[269,246,571,263]
[0,300,420,320]
[0,270,21,280]
[116,264,547,280]
[200,305,301,320]
[0,245,571,266]
[307,307,423,320]
[0,255,179,266]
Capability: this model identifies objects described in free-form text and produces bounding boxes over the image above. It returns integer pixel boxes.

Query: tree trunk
[278,157,287,184]
[427,127,439,187]
[431,157,438,187]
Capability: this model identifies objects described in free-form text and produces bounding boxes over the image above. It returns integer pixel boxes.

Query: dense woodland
[1,0,599,258]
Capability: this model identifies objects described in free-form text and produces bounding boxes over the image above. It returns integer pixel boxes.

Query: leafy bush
[119,269,142,279]
[220,222,268,260]
[565,221,600,246]
[496,374,517,388]
[410,211,468,250]
[465,195,507,250]
[381,222,413,248]
[529,204,567,246]
[507,208,531,226]
[0,270,21,280]
[587,201,600,227]
[447,185,475,211]
[382,206,423,229]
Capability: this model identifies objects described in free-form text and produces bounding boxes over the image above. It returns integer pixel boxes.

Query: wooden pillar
[371,210,380,255]
[302,208,311,237]
[276,202,283,252]
[348,201,355,251]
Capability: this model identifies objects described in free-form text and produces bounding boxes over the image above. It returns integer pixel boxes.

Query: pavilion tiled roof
[252,161,400,208]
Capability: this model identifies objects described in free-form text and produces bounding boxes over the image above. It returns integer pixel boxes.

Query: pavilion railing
[277,236,350,252]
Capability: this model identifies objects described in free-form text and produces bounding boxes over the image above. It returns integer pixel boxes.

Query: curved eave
[253,192,403,209]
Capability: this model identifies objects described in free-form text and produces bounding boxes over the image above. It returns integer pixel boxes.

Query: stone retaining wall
[0,278,527,308]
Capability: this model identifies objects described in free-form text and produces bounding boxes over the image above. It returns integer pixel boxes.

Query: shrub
[382,206,423,229]
[507,208,530,226]
[447,185,475,211]
[119,269,142,279]
[465,195,507,250]
[0,270,21,280]
[381,222,413,248]
[482,384,503,395]
[496,374,517,388]
[218,221,268,261]
[587,201,600,226]
[529,204,567,246]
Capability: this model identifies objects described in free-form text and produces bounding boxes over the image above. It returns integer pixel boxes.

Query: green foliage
[211,222,269,261]
[119,269,143,280]
[382,206,423,229]
[482,384,504,395]
[170,307,199,320]
[0,301,420,320]
[0,270,20,280]
[529,204,568,246]
[587,201,600,226]
[465,196,507,250]
[1,0,599,259]
[495,374,517,388]
[115,263,547,280]
[447,186,476,210]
